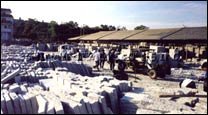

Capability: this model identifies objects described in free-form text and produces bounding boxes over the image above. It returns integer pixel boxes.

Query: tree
[134,25,149,30]
[65,21,79,29]
[116,26,127,31]
[121,26,127,30]
[22,18,37,39]
[13,18,119,42]
[13,19,25,39]
[48,21,58,41]
[100,24,116,31]
[108,25,116,31]
[100,24,109,31]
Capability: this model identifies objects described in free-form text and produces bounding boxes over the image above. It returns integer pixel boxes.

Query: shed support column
[198,45,201,59]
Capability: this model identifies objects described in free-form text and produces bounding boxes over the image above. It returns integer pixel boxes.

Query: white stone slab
[83,97,93,114]
[9,84,21,93]
[28,93,38,114]
[60,96,81,114]
[88,98,101,114]
[23,94,33,114]
[9,92,21,114]
[36,94,48,114]
[3,93,14,114]
[46,100,55,114]
[1,68,21,83]
[18,94,27,114]
[99,96,109,114]
[1,95,8,114]
[53,99,64,114]
[68,99,81,114]
[2,84,10,90]
[20,85,28,93]
[102,86,118,113]
[70,94,88,114]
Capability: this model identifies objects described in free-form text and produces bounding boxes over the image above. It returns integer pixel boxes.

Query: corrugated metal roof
[98,30,145,40]
[68,35,86,40]
[68,27,207,41]
[162,27,207,40]
[125,28,181,40]
[79,31,116,40]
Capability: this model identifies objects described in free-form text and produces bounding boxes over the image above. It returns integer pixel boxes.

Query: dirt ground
[81,58,207,114]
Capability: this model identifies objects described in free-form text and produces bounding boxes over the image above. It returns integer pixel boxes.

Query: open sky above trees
[2,1,207,30]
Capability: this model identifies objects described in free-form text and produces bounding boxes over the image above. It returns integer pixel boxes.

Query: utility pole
[80,25,82,36]
[80,24,85,36]
[83,24,86,35]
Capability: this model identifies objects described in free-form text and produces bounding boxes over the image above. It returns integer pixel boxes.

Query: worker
[108,49,116,71]
[174,48,180,60]
[100,49,107,69]
[60,48,66,61]
[198,62,207,92]
[179,47,186,60]
[89,49,100,71]
[72,49,83,64]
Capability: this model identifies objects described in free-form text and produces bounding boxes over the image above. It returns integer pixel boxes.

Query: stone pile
[1,60,92,85]
[171,68,203,79]
[1,44,135,114]
[1,70,132,114]
[34,61,92,76]
[1,45,36,62]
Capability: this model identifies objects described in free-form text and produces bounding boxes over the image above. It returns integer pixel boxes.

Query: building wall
[1,9,13,41]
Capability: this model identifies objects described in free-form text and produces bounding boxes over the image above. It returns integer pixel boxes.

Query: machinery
[145,46,171,79]
[117,45,171,79]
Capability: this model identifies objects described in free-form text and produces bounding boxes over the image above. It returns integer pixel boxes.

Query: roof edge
[96,31,118,40]
[160,27,184,40]
[122,29,148,40]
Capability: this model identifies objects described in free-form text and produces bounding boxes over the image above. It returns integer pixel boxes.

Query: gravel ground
[1,45,206,114]
[82,58,207,114]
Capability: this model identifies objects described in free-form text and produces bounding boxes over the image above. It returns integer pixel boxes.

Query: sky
[1,1,207,30]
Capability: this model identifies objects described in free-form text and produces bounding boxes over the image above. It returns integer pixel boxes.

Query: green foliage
[13,18,117,42]
[134,25,149,30]
[48,21,58,41]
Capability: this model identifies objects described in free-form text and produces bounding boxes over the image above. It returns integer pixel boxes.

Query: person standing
[179,47,186,60]
[77,49,83,63]
[174,48,180,60]
[90,49,100,71]
[60,48,66,61]
[100,49,107,69]
[72,49,83,64]
[108,49,116,71]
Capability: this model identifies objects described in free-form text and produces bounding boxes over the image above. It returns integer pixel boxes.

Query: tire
[148,69,157,79]
[158,70,166,78]
[118,61,126,71]
[166,66,171,75]
[157,66,169,78]
[163,65,171,75]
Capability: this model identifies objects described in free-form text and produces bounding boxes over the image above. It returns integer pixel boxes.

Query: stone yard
[83,57,207,114]
[1,45,207,114]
